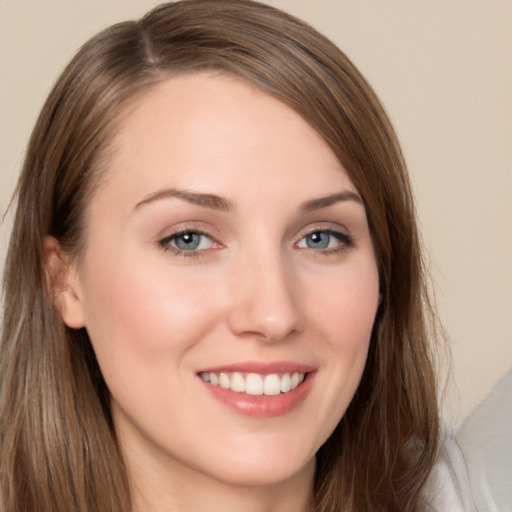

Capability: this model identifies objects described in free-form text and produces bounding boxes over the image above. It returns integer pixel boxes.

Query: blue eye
[160,231,215,253]
[297,230,352,251]
[173,232,202,250]
[304,232,331,249]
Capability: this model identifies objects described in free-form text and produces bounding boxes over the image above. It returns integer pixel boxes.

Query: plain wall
[1,0,511,425]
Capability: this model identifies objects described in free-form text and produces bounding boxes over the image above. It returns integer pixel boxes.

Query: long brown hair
[0,1,440,510]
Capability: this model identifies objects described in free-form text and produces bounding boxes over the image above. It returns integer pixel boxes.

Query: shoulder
[417,435,477,512]
[418,368,512,512]
[456,368,512,512]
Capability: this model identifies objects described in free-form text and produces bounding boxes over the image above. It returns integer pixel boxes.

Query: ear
[44,236,86,329]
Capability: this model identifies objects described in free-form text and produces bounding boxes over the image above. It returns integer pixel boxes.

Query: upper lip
[197,360,316,375]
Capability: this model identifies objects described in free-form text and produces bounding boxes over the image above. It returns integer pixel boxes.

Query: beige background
[1,0,511,425]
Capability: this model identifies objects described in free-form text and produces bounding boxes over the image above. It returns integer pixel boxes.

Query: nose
[227,253,305,342]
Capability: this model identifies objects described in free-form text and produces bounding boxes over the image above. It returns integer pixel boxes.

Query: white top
[418,436,477,512]
[456,368,512,512]
[419,367,512,511]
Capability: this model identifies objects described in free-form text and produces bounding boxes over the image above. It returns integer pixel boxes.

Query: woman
[1,1,443,510]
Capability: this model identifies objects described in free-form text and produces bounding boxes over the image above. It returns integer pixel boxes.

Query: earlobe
[44,236,86,329]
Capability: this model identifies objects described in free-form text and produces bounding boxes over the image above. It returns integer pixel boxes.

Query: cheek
[304,258,379,419]
[79,250,223,391]
[335,266,378,372]
[308,256,379,345]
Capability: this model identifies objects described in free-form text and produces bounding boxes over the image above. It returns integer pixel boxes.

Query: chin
[190,434,318,488]
[203,455,316,488]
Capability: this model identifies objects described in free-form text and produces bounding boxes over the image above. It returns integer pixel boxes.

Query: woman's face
[63,74,379,489]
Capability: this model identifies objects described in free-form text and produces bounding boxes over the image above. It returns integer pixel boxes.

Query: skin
[51,73,380,512]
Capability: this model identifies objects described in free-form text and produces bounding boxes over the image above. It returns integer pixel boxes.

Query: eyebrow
[134,188,234,211]
[134,188,362,213]
[299,191,363,213]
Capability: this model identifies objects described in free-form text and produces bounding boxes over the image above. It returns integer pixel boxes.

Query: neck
[128,449,315,512]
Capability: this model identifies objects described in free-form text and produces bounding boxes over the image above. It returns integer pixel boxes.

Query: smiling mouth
[199,371,306,396]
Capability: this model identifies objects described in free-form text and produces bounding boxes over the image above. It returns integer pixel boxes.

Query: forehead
[96,73,356,208]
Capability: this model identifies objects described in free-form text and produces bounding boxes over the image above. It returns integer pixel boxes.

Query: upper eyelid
[156,222,352,246]
[297,229,352,243]
[160,229,216,245]
[163,226,210,237]
[158,223,221,242]
[300,226,346,236]
[295,223,351,240]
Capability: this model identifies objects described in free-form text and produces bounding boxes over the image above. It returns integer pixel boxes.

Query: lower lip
[200,373,316,418]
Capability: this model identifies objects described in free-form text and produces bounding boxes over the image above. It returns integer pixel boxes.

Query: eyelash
[158,229,217,259]
[297,228,355,256]
[157,227,354,259]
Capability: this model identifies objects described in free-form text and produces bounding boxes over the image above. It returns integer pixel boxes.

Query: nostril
[226,259,305,341]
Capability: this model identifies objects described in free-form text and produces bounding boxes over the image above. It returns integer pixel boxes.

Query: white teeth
[263,374,281,396]
[280,373,291,392]
[219,373,230,389]
[200,371,306,395]
[231,372,245,392]
[245,373,264,395]
[291,372,303,389]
